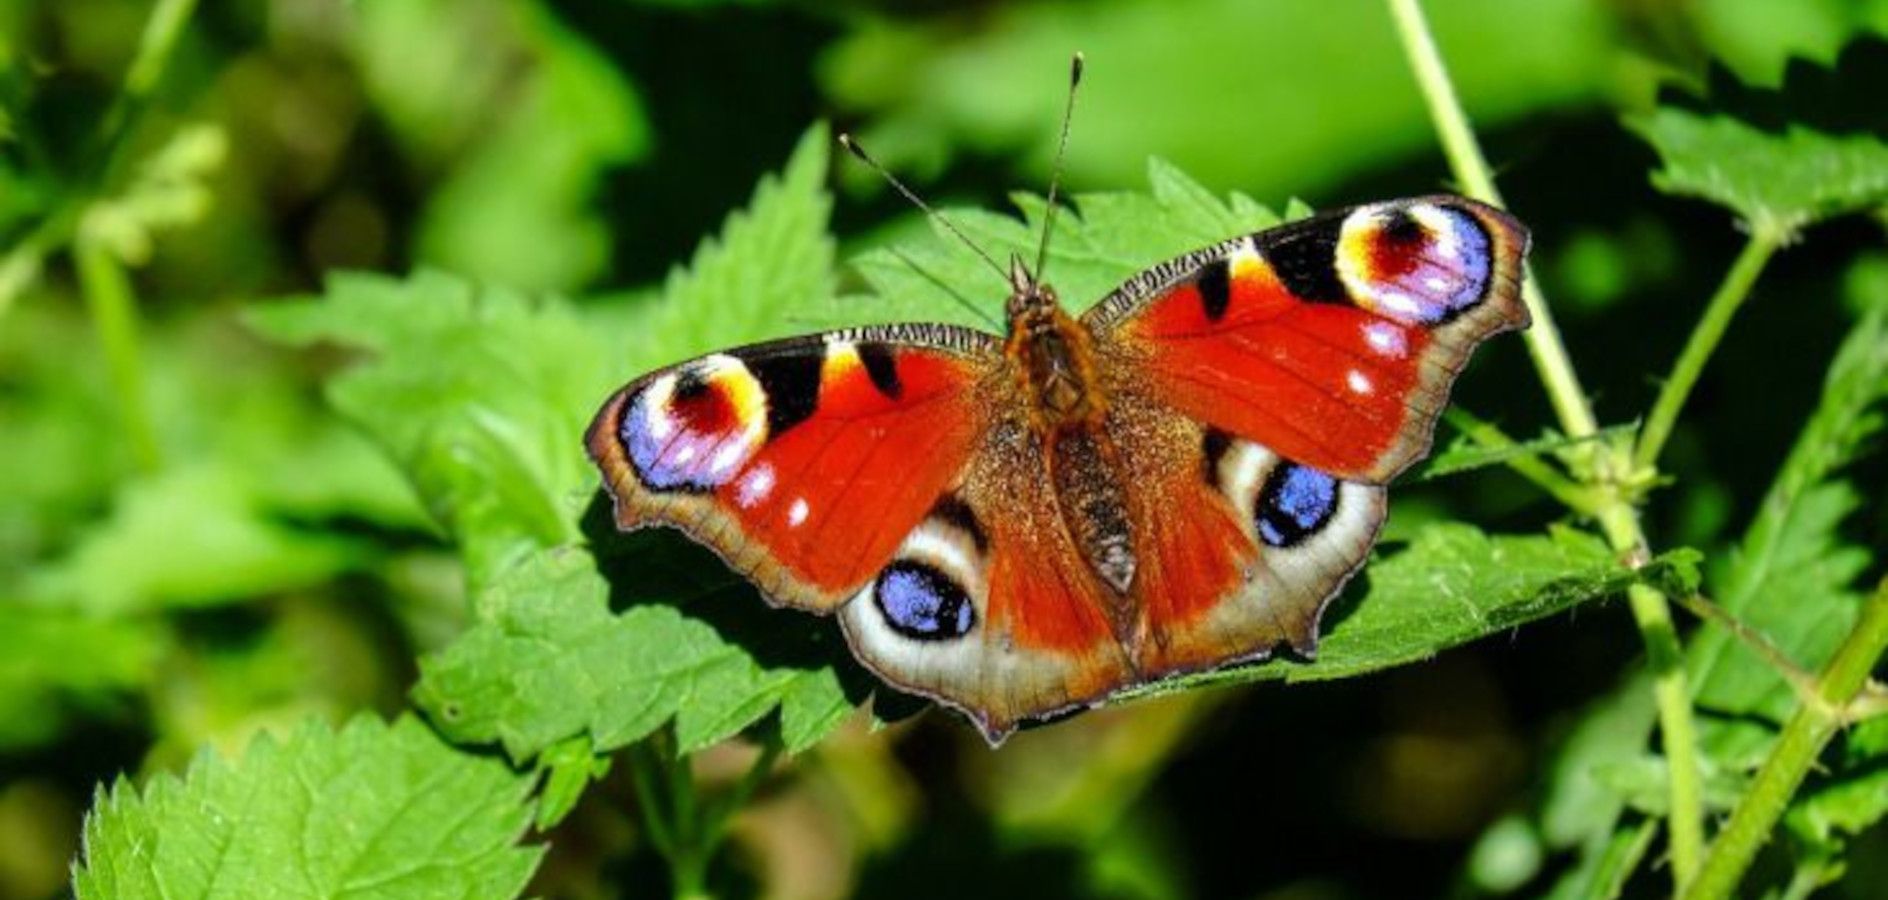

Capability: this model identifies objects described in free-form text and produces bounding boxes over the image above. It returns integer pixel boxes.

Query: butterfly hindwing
[1086,195,1529,483]
[836,429,1137,741]
[587,325,998,611]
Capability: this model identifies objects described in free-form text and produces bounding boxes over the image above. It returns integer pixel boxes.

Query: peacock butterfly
[586,59,1530,744]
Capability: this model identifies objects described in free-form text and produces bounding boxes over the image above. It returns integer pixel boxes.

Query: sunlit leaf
[0,608,163,751]
[1629,40,1888,236]
[839,156,1283,331]
[633,123,836,359]
[31,465,375,613]
[1690,263,1888,724]
[73,715,541,899]
[249,271,618,595]
[1122,525,1661,697]
[413,544,854,759]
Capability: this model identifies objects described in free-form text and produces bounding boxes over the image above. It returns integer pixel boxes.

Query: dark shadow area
[578,490,908,718]
[1660,37,1888,138]
[546,1,841,288]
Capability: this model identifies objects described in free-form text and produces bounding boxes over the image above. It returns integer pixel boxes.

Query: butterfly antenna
[838,133,1010,286]
[1032,52,1084,283]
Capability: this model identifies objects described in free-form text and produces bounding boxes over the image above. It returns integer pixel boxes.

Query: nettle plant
[71,19,1888,900]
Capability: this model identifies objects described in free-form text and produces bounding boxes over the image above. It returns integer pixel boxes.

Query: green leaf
[1537,673,1659,849]
[251,124,836,599]
[2,308,426,609]
[1588,755,1749,816]
[0,607,163,750]
[1689,263,1888,725]
[632,123,836,360]
[72,715,542,899]
[839,156,1283,331]
[249,271,619,595]
[355,0,649,292]
[1628,42,1888,237]
[1121,525,1649,697]
[413,543,855,760]
[1410,422,1637,482]
[534,734,611,831]
[1787,763,1888,853]
[30,465,374,614]
[1541,819,1658,900]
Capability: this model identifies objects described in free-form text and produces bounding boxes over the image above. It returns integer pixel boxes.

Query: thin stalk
[1683,579,1888,900]
[702,740,781,848]
[625,742,679,860]
[1440,408,1604,513]
[1633,232,1781,470]
[1386,0,1705,886]
[1384,0,1596,439]
[658,734,709,900]
[0,0,198,322]
[73,237,161,472]
[1671,591,1825,712]
[94,0,201,185]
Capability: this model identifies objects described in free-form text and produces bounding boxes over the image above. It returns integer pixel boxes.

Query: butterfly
[586,65,1529,744]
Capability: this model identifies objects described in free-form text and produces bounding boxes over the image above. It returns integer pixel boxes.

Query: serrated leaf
[1628,41,1888,236]
[72,715,541,899]
[413,543,855,760]
[1121,525,1648,698]
[633,123,836,361]
[1411,422,1637,482]
[838,157,1283,331]
[1787,765,1888,852]
[1690,266,1888,724]
[249,271,618,595]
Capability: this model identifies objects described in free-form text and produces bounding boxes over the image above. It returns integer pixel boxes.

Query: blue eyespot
[1257,463,1339,548]
[875,562,975,640]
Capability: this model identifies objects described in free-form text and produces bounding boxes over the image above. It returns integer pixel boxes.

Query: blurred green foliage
[3,1,1888,899]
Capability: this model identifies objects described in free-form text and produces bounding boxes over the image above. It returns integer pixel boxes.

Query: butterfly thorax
[1004,279,1106,431]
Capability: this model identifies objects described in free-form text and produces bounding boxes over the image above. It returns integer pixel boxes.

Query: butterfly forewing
[586,325,1000,611]
[1087,195,1530,483]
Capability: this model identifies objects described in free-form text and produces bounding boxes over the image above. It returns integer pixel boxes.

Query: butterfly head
[1004,253,1060,323]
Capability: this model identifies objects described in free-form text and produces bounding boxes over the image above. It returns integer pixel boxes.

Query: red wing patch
[588,327,997,610]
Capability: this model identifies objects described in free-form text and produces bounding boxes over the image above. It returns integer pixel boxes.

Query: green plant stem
[1683,579,1888,900]
[1671,591,1824,709]
[703,740,780,847]
[625,743,679,860]
[1386,0,1705,886]
[73,237,161,472]
[0,0,198,322]
[1384,0,1595,439]
[628,731,783,900]
[1633,232,1780,470]
[94,0,200,185]
[1440,408,1604,513]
